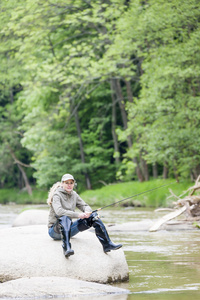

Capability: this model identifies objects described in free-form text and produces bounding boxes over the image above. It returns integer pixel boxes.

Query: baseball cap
[61,174,75,182]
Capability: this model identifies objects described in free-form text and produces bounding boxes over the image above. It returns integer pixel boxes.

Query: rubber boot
[58,216,74,257]
[92,218,122,253]
[77,212,122,253]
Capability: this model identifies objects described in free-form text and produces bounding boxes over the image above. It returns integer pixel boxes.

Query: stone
[108,220,154,231]
[0,277,129,299]
[0,225,129,284]
[12,209,48,227]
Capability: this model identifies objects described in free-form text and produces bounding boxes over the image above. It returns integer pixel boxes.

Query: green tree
[6,0,128,189]
[114,0,200,181]
[1,0,199,192]
[0,0,34,191]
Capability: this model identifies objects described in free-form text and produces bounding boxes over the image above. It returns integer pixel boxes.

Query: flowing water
[0,205,200,300]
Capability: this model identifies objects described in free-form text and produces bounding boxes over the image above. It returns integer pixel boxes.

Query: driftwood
[149,176,200,232]
[149,206,187,232]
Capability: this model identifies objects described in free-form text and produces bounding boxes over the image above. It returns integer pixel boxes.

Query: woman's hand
[78,212,91,219]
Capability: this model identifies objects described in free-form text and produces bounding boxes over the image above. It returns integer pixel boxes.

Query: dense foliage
[0,0,200,192]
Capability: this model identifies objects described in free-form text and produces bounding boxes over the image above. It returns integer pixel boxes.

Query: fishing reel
[91,212,100,221]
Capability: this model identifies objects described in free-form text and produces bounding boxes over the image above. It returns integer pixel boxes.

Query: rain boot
[58,216,74,257]
[77,212,122,253]
[93,218,122,252]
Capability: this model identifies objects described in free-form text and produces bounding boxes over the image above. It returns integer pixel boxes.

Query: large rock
[0,225,128,284]
[0,277,129,299]
[12,209,48,227]
[108,220,154,231]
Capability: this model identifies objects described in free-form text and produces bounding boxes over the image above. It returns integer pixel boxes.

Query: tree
[1,0,200,191]
[4,0,128,189]
[110,0,200,181]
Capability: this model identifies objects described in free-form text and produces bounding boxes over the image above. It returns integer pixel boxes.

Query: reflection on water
[1,205,200,300]
[102,208,200,300]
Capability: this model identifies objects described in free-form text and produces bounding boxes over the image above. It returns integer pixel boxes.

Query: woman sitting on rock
[47,173,122,258]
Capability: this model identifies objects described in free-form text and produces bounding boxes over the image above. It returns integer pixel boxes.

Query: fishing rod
[92,181,177,213]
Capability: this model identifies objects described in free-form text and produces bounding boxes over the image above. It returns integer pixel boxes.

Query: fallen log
[149,177,200,232]
[149,206,187,232]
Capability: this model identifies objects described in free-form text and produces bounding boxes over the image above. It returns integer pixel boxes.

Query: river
[0,205,200,300]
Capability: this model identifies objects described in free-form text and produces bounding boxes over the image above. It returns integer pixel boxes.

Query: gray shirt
[48,187,92,228]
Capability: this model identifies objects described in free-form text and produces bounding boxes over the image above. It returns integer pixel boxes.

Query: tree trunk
[113,79,144,181]
[192,165,200,180]
[17,163,32,195]
[124,80,133,103]
[153,163,158,178]
[74,110,92,190]
[115,79,128,129]
[142,158,149,181]
[163,162,168,179]
[134,157,145,182]
[173,165,179,183]
[110,79,120,164]
[8,146,32,195]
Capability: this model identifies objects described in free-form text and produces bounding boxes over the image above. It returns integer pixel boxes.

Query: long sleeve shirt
[48,187,92,228]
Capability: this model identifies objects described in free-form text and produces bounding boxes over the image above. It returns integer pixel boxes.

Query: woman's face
[63,179,75,193]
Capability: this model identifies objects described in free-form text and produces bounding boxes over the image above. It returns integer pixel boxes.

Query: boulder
[108,220,154,231]
[12,209,48,227]
[0,225,129,284]
[0,277,129,299]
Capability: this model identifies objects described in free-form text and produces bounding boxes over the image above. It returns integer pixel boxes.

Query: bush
[79,179,192,208]
[0,188,47,205]
[0,179,193,208]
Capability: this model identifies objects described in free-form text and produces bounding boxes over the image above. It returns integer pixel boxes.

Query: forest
[0,0,200,194]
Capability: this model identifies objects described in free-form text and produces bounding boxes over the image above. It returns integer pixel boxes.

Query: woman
[47,173,122,257]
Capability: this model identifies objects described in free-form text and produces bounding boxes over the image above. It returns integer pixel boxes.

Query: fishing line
[92,181,177,213]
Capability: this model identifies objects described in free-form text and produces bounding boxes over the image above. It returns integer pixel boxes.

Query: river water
[0,205,200,300]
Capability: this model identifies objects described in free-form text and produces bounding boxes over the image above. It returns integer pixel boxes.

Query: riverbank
[0,179,192,207]
[80,179,191,208]
[1,205,200,300]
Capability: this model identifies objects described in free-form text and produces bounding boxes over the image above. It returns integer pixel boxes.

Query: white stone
[0,277,129,299]
[12,209,48,227]
[108,220,154,231]
[0,225,129,284]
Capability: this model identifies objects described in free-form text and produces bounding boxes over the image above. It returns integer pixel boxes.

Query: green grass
[79,179,192,208]
[0,188,47,205]
[0,179,193,208]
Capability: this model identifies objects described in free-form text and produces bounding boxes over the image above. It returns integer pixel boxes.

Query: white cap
[61,174,75,182]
